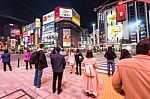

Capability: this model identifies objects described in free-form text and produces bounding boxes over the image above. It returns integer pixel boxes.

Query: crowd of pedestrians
[0,38,150,98]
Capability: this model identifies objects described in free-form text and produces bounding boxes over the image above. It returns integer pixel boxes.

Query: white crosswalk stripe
[95,57,119,74]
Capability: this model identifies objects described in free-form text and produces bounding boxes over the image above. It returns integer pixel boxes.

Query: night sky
[0,0,116,35]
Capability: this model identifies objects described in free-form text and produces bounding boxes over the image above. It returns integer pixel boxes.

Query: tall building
[21,18,41,48]
[4,24,18,38]
[3,24,20,49]
[97,1,150,50]
[42,6,82,48]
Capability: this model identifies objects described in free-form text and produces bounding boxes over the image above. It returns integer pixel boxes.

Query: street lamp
[92,23,96,47]
[136,20,141,43]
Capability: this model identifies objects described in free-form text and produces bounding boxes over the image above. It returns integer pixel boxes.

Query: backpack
[85,63,95,77]
[30,51,39,64]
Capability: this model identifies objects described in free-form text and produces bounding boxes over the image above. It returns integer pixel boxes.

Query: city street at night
[0,0,150,99]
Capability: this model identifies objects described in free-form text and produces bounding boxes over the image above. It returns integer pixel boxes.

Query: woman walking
[1,49,12,72]
[67,49,75,74]
[75,49,84,75]
[82,50,98,98]
[24,49,32,69]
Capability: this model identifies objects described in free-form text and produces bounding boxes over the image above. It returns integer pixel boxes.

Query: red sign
[43,16,47,22]
[11,29,20,35]
[55,7,60,21]
[116,4,126,22]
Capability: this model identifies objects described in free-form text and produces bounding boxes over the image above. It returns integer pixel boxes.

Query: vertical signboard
[63,29,71,47]
[55,7,60,21]
[116,4,126,22]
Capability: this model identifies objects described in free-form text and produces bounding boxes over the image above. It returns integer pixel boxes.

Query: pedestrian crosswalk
[65,54,119,75]
[96,57,119,74]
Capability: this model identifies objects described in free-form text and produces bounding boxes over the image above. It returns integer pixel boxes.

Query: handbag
[24,58,26,62]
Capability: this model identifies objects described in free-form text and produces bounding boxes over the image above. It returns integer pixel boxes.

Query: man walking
[34,44,48,89]
[112,38,150,98]
[50,47,66,94]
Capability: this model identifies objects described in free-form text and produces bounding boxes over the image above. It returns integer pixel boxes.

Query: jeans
[34,69,43,88]
[52,72,63,91]
[3,62,12,71]
[76,62,82,75]
[107,59,115,75]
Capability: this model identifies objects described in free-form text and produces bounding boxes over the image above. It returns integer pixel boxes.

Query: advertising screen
[43,11,55,25]
[63,29,71,47]
[107,9,123,42]
[60,8,72,18]
[72,9,80,26]
[42,22,54,33]
[11,29,20,36]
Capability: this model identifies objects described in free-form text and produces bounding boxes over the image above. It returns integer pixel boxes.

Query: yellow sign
[35,18,41,28]
[72,16,80,26]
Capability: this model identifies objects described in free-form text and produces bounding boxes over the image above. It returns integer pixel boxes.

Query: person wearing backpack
[24,49,32,69]
[74,49,84,75]
[82,50,98,98]
[104,46,117,76]
[34,44,48,89]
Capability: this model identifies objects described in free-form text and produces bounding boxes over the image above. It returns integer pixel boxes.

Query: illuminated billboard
[60,8,72,18]
[55,7,72,21]
[116,4,126,22]
[11,29,20,36]
[43,11,55,25]
[72,9,80,26]
[63,29,71,47]
[107,9,123,42]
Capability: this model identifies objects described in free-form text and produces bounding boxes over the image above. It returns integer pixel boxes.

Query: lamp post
[136,20,141,43]
[92,23,96,47]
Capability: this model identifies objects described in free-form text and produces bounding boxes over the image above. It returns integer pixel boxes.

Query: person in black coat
[50,47,66,94]
[1,49,12,72]
[34,44,48,89]
[104,46,117,76]
[75,49,84,75]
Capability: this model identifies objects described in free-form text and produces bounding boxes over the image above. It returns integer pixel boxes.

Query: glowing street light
[92,23,96,47]
[136,20,141,43]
